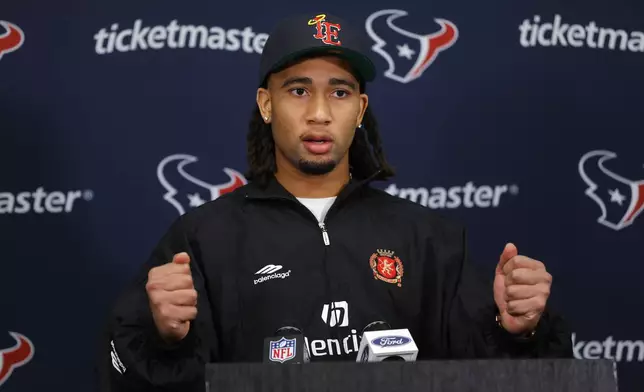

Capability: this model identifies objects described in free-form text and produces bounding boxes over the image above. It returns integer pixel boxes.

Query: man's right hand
[146,252,198,343]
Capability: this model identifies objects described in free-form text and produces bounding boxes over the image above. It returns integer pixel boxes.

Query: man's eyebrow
[280,77,357,91]
[329,78,357,90]
[281,77,312,88]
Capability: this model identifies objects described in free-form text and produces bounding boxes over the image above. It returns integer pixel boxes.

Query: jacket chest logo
[369,249,404,287]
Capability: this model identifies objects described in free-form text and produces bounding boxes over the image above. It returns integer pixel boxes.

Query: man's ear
[356,93,368,127]
[256,88,272,123]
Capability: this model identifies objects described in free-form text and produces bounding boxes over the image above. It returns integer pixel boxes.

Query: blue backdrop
[1,1,643,391]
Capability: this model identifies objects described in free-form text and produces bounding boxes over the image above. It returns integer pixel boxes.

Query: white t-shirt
[296,197,337,223]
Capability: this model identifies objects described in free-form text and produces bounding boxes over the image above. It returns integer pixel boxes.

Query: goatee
[297,159,337,175]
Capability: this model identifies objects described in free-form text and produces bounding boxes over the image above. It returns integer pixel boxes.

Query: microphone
[263,325,310,364]
[356,321,419,362]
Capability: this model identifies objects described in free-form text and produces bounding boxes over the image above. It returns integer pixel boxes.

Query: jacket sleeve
[439,223,573,359]
[99,215,217,392]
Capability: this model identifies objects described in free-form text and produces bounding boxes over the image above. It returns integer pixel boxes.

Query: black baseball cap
[258,13,376,88]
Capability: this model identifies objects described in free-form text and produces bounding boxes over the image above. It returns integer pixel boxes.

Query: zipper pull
[319,222,330,246]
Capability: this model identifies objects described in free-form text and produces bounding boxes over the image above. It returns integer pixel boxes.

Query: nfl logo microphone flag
[1,1,644,391]
[269,337,297,363]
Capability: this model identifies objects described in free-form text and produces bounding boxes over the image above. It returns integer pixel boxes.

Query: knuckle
[158,305,170,318]
[147,268,159,280]
[541,284,551,297]
[149,293,163,306]
[507,301,518,313]
[146,281,164,294]
[506,285,518,297]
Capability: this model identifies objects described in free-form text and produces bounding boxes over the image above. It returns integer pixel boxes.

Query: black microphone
[363,321,391,333]
[263,325,310,364]
[356,321,419,362]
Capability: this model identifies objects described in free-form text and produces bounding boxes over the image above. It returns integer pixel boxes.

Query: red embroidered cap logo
[308,14,341,46]
[370,249,404,287]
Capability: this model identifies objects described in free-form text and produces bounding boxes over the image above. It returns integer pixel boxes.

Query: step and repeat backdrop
[1,0,643,391]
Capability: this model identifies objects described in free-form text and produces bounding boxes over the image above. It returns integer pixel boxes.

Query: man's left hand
[493,243,552,335]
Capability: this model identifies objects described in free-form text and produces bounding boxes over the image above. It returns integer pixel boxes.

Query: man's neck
[275,161,350,198]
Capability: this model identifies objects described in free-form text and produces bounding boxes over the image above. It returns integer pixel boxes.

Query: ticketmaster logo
[384,182,519,209]
[519,14,644,52]
[573,333,644,362]
[94,19,269,55]
[0,187,94,214]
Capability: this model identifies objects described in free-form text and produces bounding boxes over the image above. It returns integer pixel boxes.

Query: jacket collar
[243,169,383,202]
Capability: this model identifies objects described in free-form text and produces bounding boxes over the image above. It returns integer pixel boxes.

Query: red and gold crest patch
[308,14,342,46]
[369,249,404,287]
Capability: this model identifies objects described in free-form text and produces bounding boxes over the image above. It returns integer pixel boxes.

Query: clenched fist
[146,252,198,343]
[493,243,552,335]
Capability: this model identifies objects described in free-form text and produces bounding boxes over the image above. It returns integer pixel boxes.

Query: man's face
[257,56,368,176]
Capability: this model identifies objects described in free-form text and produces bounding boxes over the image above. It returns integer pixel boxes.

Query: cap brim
[264,46,376,86]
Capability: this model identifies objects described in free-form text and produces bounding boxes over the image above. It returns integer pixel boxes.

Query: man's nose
[305,93,332,124]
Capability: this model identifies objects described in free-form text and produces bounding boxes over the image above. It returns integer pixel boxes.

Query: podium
[205,359,618,392]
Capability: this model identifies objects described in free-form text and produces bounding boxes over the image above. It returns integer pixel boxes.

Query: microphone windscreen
[356,328,418,363]
[263,333,310,364]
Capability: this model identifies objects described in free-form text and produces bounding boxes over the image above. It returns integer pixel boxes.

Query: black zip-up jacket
[98,174,572,391]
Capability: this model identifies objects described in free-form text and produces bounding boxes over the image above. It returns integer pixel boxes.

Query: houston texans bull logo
[365,10,458,84]
[579,150,644,231]
[157,154,247,216]
[0,332,34,387]
[0,21,25,61]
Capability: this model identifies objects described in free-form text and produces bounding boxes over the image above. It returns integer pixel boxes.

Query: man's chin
[297,158,337,175]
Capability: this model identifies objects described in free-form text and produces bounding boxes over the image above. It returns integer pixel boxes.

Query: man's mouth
[302,135,332,143]
[302,134,333,154]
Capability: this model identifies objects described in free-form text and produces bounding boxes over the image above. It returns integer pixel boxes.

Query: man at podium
[100,12,572,392]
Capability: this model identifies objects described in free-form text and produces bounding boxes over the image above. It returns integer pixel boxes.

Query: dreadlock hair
[245,102,395,187]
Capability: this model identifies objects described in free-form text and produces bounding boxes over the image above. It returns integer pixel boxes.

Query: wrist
[495,313,537,340]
